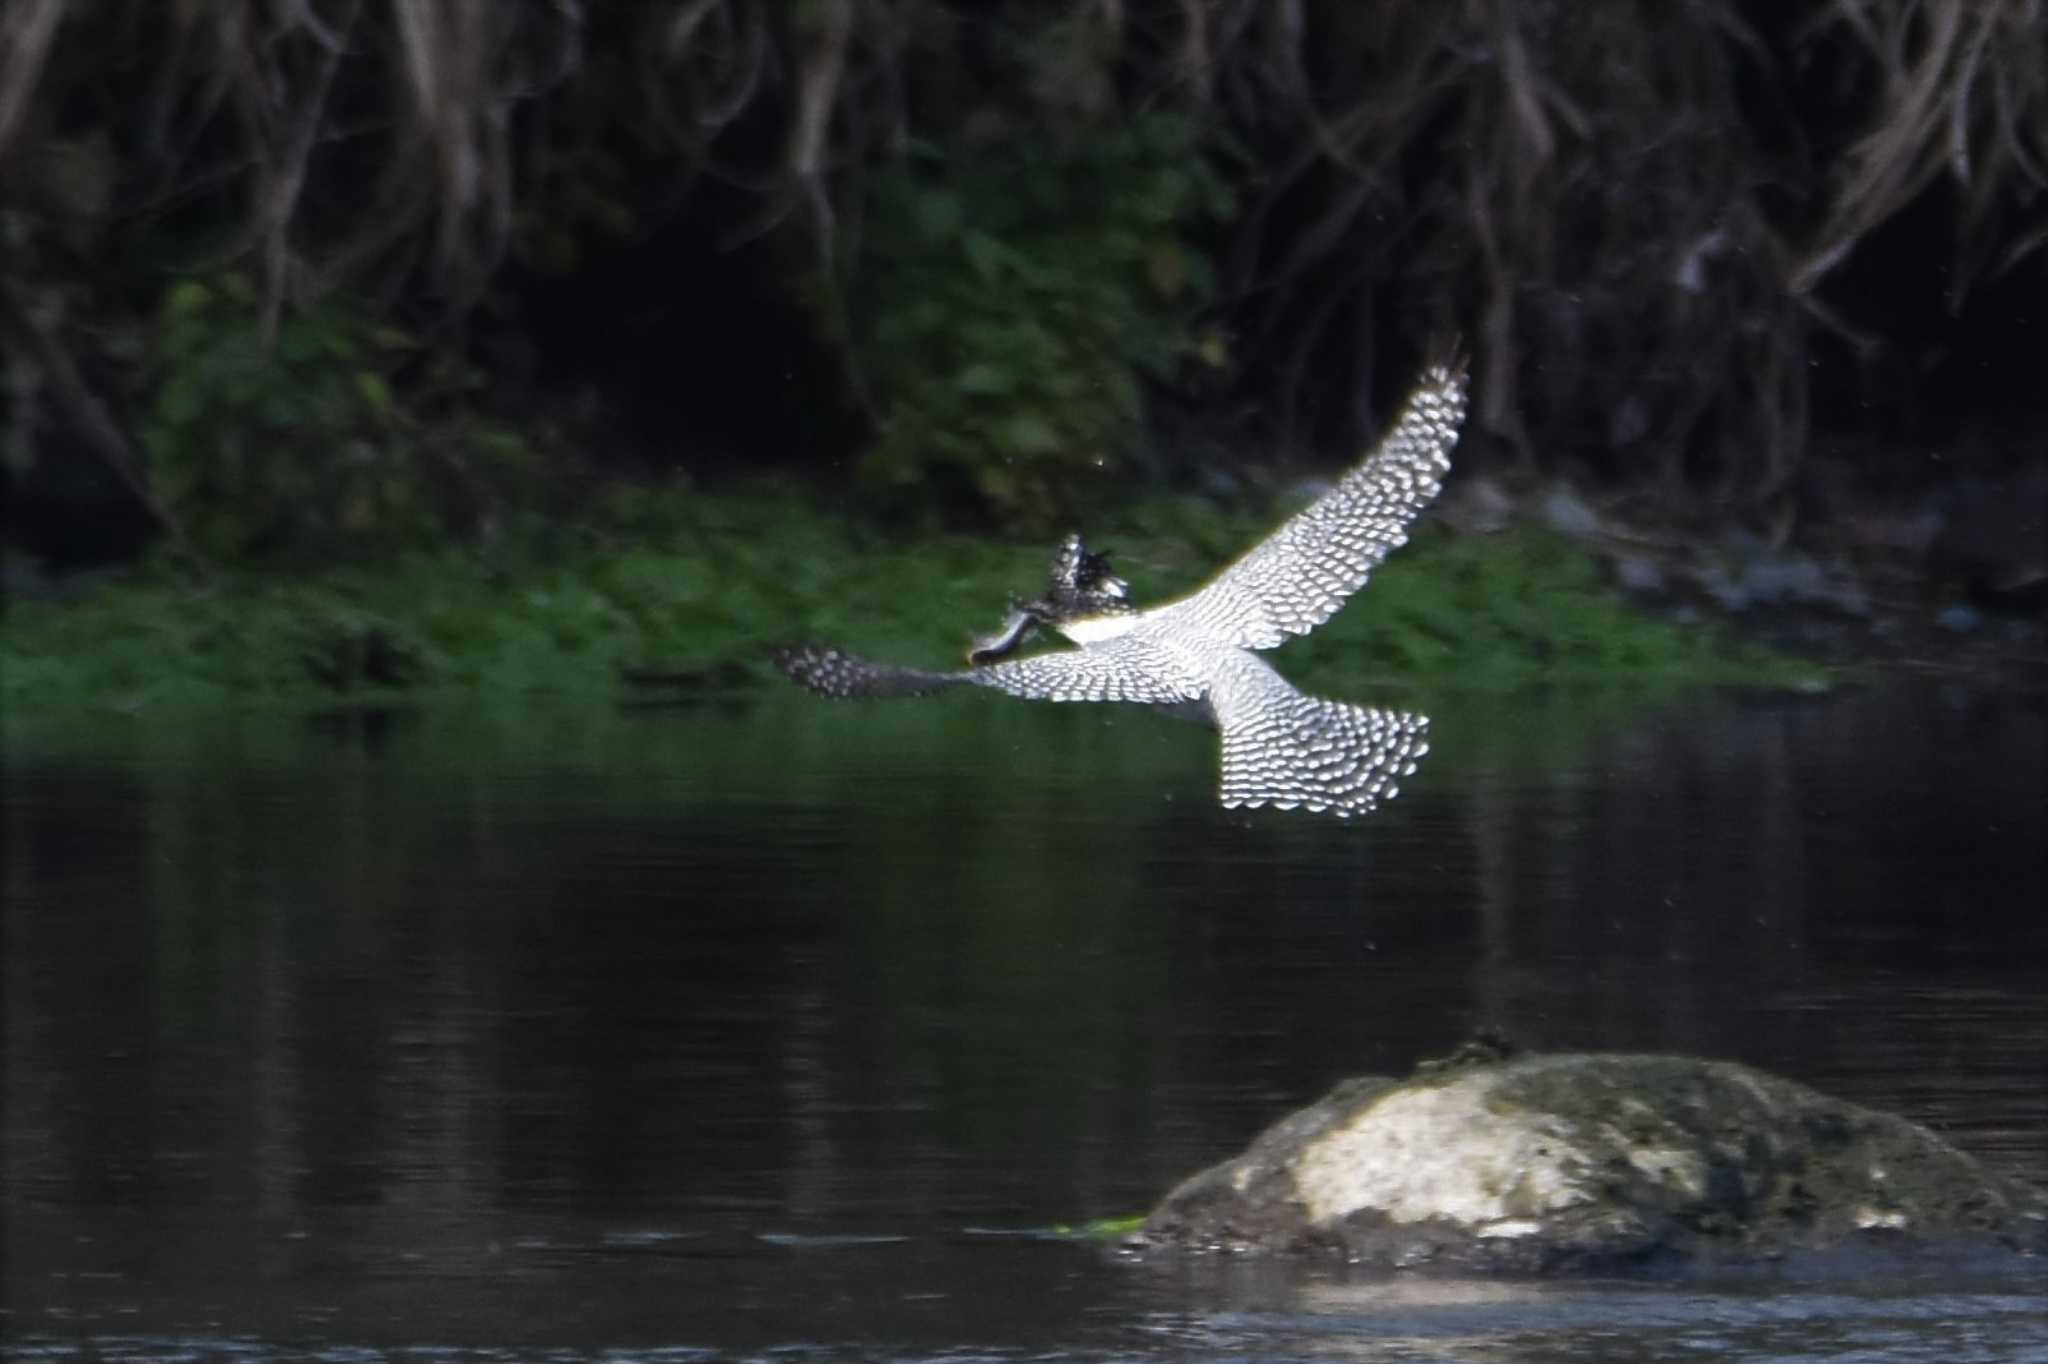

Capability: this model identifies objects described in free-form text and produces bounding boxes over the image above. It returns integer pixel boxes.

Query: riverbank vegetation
[1,483,1818,713]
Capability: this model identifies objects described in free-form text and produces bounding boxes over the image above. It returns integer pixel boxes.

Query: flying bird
[777,359,1468,816]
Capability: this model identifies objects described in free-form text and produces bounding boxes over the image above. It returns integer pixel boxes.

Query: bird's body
[778,360,1468,817]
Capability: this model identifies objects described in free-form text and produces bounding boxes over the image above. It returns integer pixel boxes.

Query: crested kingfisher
[777,358,1468,817]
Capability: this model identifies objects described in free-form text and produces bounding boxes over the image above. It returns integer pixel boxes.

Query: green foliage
[845,115,1231,522]
[2,484,1817,714]
[142,275,542,564]
[13,0,2047,567]
[1283,528,1820,690]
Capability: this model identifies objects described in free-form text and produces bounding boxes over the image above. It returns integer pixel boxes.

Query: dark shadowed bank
[3,2,2044,688]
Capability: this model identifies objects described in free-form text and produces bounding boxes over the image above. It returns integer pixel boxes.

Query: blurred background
[3,0,2044,598]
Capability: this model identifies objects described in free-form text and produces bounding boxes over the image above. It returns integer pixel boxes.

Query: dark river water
[5,683,2046,1362]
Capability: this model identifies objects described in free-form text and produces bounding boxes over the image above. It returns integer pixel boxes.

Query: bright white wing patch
[967,634,1201,706]
[1162,362,1466,651]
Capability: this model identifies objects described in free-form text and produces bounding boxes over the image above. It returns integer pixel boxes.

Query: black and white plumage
[776,359,1467,817]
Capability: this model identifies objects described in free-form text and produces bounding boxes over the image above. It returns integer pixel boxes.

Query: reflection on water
[4,685,2045,1360]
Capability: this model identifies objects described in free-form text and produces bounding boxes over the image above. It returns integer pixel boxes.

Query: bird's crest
[1034,533,1132,623]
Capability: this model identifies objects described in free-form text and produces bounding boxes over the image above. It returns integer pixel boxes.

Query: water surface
[5,684,2045,1361]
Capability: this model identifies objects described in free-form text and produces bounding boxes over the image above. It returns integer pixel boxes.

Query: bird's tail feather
[1218,695,1429,818]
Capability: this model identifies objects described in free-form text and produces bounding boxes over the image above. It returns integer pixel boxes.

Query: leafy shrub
[844,114,1231,524]
[142,275,541,563]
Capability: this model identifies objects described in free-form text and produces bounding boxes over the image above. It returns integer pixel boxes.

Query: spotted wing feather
[776,635,1198,707]
[966,634,1201,706]
[1163,361,1467,651]
[774,643,965,700]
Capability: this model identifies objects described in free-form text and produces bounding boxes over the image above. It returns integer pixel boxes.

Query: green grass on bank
[2,485,1822,714]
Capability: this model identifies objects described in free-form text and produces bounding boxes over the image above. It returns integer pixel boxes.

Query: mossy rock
[1139,1051,2048,1273]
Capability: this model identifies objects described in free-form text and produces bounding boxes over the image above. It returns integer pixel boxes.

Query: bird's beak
[967,605,1038,665]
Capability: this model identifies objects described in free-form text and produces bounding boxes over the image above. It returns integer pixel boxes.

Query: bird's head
[964,533,1134,664]
[1044,532,1131,613]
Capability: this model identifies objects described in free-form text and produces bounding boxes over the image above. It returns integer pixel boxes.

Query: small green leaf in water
[1051,1215,1147,1241]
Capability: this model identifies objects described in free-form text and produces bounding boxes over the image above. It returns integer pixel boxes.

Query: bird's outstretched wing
[774,643,967,699]
[1158,360,1467,651]
[966,633,1202,705]
[775,633,1199,706]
